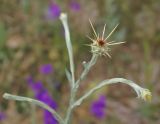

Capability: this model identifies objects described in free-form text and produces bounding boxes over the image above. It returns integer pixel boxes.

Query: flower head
[127,81,152,102]
[87,20,125,58]
[90,95,107,119]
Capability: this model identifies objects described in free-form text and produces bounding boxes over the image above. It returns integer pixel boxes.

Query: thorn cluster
[87,19,125,58]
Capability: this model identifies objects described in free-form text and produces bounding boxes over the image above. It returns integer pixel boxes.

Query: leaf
[60,13,75,86]
[65,69,73,88]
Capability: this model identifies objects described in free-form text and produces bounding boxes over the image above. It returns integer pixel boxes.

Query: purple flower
[44,110,58,124]
[35,90,57,109]
[39,64,54,75]
[90,95,107,119]
[27,77,45,93]
[30,81,44,93]
[27,80,57,109]
[26,76,34,84]
[46,3,61,20]
[0,112,6,121]
[70,1,81,11]
[26,77,58,124]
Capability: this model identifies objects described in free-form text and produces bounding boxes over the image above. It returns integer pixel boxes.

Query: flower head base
[140,89,152,102]
[87,19,125,58]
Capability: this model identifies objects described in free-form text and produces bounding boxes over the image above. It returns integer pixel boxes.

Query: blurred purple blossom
[0,112,6,121]
[90,95,107,119]
[39,64,54,75]
[44,110,58,124]
[70,1,81,11]
[26,76,34,84]
[26,77,58,124]
[45,3,61,20]
[35,90,57,109]
[28,81,44,93]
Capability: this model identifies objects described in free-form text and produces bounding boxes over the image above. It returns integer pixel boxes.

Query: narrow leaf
[60,13,75,86]
[65,69,73,88]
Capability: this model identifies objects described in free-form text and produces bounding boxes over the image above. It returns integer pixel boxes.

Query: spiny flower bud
[87,19,125,58]
[140,89,152,102]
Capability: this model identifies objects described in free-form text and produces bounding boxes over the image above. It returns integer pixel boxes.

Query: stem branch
[3,93,64,124]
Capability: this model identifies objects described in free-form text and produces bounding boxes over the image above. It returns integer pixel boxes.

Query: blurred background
[0,0,160,124]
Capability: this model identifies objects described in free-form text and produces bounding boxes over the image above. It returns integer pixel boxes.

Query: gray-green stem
[31,104,37,124]
[75,54,98,89]
[65,54,98,124]
[3,93,64,124]
[64,88,76,124]
[72,78,151,108]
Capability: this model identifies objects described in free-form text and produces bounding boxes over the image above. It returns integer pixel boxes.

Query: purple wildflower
[26,76,34,84]
[30,81,44,93]
[70,1,81,11]
[0,112,6,121]
[46,3,61,20]
[27,77,44,93]
[90,95,107,119]
[26,77,58,124]
[39,64,54,75]
[35,90,57,109]
[44,110,58,124]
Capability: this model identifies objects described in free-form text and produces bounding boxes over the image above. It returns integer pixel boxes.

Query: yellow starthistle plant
[2,13,152,124]
[87,19,125,58]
